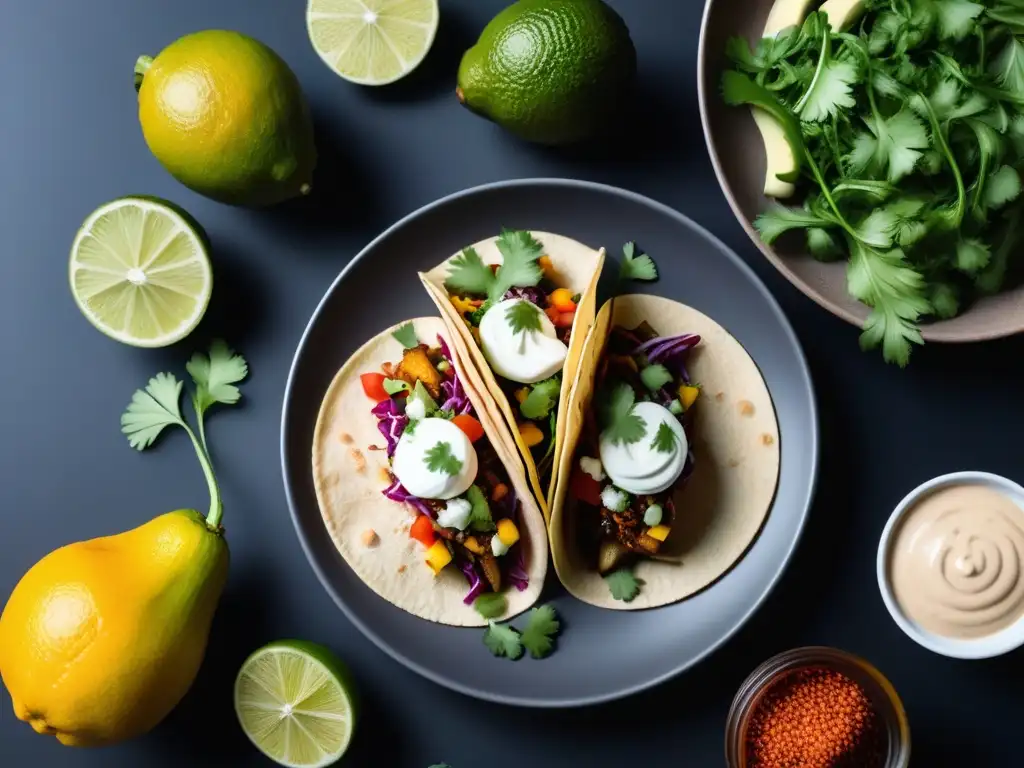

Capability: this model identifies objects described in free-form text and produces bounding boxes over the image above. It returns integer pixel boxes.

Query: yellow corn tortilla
[312,317,548,626]
[419,232,605,521]
[550,295,781,610]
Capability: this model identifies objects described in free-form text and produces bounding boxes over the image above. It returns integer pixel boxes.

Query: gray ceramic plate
[281,179,818,707]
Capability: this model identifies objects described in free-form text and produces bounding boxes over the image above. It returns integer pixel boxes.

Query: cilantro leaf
[640,364,673,392]
[808,227,842,260]
[930,282,960,319]
[845,111,929,184]
[605,569,641,602]
[121,372,186,450]
[428,763,452,768]
[956,238,991,273]
[985,165,1022,209]
[754,204,831,244]
[466,485,495,532]
[990,37,1024,96]
[505,300,543,336]
[424,441,462,476]
[795,44,858,122]
[383,378,411,396]
[483,621,523,659]
[491,229,544,302]
[650,422,679,453]
[520,605,560,659]
[444,246,495,296]
[934,0,983,40]
[619,242,659,282]
[473,593,507,619]
[391,322,419,349]
[520,376,561,420]
[186,340,248,422]
[602,384,647,446]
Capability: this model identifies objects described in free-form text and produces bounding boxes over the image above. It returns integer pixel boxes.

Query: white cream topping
[599,402,687,495]
[392,418,477,500]
[478,298,568,384]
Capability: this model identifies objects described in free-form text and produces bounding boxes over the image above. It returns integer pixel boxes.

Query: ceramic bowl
[697,0,1024,342]
[876,471,1024,659]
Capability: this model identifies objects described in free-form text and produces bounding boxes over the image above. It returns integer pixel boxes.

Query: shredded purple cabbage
[507,546,529,592]
[459,559,487,605]
[635,334,701,384]
[440,376,472,415]
[436,333,453,363]
[371,398,408,457]
[381,477,434,518]
[503,286,546,307]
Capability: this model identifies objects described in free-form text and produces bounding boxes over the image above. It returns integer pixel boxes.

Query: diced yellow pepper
[538,254,555,277]
[518,421,544,447]
[463,536,485,555]
[514,387,529,404]
[497,519,520,548]
[647,525,671,542]
[679,385,700,410]
[425,540,453,575]
[450,296,478,317]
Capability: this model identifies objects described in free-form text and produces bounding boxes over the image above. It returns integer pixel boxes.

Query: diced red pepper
[544,306,561,326]
[554,309,576,329]
[409,514,436,547]
[360,372,389,402]
[570,468,602,506]
[548,288,577,312]
[452,414,485,443]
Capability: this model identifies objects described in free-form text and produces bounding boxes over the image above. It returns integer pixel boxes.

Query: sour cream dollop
[479,298,568,384]
[599,402,687,495]
[392,418,477,500]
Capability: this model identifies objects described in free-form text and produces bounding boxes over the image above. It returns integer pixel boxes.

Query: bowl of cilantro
[699,0,1024,365]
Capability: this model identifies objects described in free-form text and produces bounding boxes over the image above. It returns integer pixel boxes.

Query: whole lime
[457,0,637,145]
[136,30,317,207]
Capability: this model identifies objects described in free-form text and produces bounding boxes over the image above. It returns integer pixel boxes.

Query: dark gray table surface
[3,1,1024,766]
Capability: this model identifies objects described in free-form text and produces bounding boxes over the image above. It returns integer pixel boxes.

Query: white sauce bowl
[877,471,1024,659]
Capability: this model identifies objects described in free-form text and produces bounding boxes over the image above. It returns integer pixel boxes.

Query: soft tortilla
[419,232,605,520]
[312,317,548,626]
[550,295,780,610]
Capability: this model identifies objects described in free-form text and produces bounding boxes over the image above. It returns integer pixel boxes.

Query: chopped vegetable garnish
[518,421,545,447]
[444,229,545,303]
[520,376,561,420]
[496,518,520,548]
[444,246,495,297]
[643,504,664,527]
[483,621,524,659]
[548,287,577,312]
[601,486,629,513]
[425,540,453,575]
[640,363,673,391]
[647,525,671,542]
[650,422,679,454]
[605,569,641,602]
[619,241,659,282]
[360,372,389,402]
[383,378,411,396]
[520,605,560,659]
[451,413,485,443]
[579,456,605,482]
[679,385,700,410]
[424,441,462,476]
[473,593,507,619]
[409,514,436,547]
[391,322,419,349]
[602,384,647,446]
[466,485,495,532]
[668,399,684,415]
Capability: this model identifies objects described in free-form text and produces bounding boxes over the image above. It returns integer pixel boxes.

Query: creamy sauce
[598,402,688,495]
[890,484,1024,639]
[479,298,568,384]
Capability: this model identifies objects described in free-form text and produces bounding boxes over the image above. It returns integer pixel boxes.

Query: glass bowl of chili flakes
[725,646,911,768]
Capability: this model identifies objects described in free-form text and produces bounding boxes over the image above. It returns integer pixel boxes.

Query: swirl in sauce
[890,484,1024,639]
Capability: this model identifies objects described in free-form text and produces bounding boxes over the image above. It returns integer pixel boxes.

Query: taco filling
[442,230,581,487]
[361,324,530,603]
[567,321,701,575]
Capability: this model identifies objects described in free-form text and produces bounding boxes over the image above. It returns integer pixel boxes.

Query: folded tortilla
[550,295,781,610]
[419,232,605,520]
[312,317,548,626]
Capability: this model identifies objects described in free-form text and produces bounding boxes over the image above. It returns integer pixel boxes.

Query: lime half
[307,0,439,86]
[234,640,358,768]
[69,197,212,347]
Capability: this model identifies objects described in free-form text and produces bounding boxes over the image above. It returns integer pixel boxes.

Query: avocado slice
[819,0,865,30]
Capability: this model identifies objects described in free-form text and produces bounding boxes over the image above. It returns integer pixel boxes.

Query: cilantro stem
[794,27,831,115]
[184,418,223,530]
[914,94,966,229]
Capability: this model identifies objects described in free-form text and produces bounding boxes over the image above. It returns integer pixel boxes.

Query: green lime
[68,197,212,347]
[457,0,636,145]
[136,30,316,207]
[234,640,358,768]
[307,0,439,86]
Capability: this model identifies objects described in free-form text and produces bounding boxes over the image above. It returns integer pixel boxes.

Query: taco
[419,230,605,519]
[312,317,547,626]
[550,295,780,610]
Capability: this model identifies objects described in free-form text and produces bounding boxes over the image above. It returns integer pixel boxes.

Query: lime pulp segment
[307,0,439,85]
[235,642,356,768]
[68,198,211,347]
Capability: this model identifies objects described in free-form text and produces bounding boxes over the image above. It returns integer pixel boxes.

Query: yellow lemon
[136,30,317,207]
[0,510,229,746]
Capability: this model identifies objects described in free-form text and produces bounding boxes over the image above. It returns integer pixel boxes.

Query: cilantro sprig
[505,300,543,336]
[619,241,659,282]
[122,340,248,529]
[723,4,1024,366]
[650,421,679,453]
[601,384,647,446]
[424,441,462,476]
[444,229,544,303]
[605,569,641,602]
[520,375,561,420]
[482,604,561,660]
[391,322,419,349]
[466,485,495,532]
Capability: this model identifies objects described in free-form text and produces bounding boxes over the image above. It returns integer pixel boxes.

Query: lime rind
[234,640,357,768]
[307,0,439,86]
[68,197,212,348]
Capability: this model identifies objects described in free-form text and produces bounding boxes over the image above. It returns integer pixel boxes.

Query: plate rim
[280,177,820,708]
